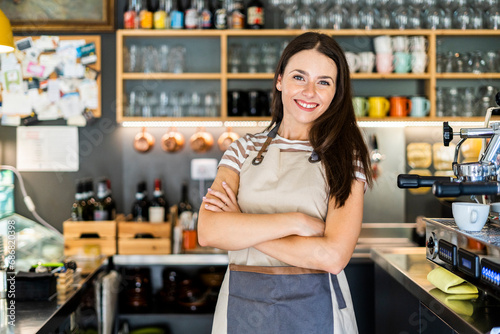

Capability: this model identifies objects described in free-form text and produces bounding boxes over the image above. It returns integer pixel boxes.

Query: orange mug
[182,229,197,250]
[389,96,412,117]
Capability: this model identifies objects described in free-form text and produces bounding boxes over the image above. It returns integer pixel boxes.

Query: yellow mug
[368,97,390,118]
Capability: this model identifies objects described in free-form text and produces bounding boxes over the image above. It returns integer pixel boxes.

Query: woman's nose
[302,82,315,97]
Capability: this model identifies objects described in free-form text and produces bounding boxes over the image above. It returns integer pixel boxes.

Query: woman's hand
[203,181,241,213]
[295,213,325,237]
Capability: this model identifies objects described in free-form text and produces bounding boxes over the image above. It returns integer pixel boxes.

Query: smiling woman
[197,32,373,334]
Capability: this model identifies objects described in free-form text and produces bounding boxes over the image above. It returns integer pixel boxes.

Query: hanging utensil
[161,127,185,153]
[190,127,214,154]
[217,127,240,151]
[133,127,155,153]
[370,134,384,180]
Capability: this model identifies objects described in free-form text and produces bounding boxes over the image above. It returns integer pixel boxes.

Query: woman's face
[276,49,338,129]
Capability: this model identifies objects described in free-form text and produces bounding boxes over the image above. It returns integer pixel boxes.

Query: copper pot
[190,127,214,154]
[133,127,155,153]
[161,128,185,153]
[217,127,240,151]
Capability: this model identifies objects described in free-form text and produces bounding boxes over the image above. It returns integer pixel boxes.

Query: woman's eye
[319,80,330,86]
[293,75,304,81]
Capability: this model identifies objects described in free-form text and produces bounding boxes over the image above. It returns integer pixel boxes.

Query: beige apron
[212,143,358,334]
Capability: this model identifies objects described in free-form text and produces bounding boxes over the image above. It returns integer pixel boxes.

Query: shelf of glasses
[436,73,500,79]
[122,73,222,80]
[352,73,431,79]
[226,73,274,79]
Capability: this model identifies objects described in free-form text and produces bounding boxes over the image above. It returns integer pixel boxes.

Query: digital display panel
[458,248,479,278]
[462,258,472,270]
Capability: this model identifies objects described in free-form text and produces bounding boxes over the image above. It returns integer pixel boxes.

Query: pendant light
[0,9,14,53]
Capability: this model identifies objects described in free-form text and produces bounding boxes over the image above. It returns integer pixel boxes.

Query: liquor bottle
[83,179,96,221]
[139,0,154,29]
[184,0,199,29]
[200,0,213,29]
[131,181,150,221]
[213,0,227,29]
[71,181,85,221]
[177,182,193,215]
[149,178,169,222]
[94,178,116,221]
[124,0,139,29]
[171,0,185,29]
[246,0,264,29]
[229,0,245,29]
[154,0,168,28]
[104,179,117,220]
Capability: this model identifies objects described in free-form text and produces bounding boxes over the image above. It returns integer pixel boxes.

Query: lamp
[0,9,14,53]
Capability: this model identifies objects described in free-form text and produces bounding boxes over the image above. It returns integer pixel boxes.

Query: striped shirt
[219,131,367,188]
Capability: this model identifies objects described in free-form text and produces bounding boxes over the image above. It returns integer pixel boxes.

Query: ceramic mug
[409,36,427,52]
[368,96,390,118]
[358,52,375,73]
[373,35,392,53]
[391,36,409,52]
[389,96,412,117]
[352,97,370,117]
[376,53,393,74]
[410,97,431,117]
[452,202,490,232]
[411,52,428,74]
[394,52,412,73]
[345,52,361,73]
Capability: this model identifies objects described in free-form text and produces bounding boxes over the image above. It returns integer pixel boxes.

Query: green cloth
[429,288,477,316]
[427,267,478,294]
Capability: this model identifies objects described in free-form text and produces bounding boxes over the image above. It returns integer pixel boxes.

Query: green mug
[352,97,369,117]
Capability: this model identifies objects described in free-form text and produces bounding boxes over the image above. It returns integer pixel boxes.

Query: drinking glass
[359,5,380,29]
[169,91,183,117]
[246,44,260,73]
[127,44,141,72]
[328,5,348,29]
[261,43,278,73]
[485,51,499,72]
[143,45,160,73]
[228,44,243,73]
[435,87,447,117]
[392,5,412,29]
[347,6,362,28]
[453,6,474,29]
[468,50,487,73]
[296,5,315,30]
[188,92,202,117]
[204,92,218,117]
[159,44,169,73]
[158,91,169,116]
[487,6,500,29]
[447,87,462,117]
[461,87,477,117]
[378,8,392,29]
[127,90,139,117]
[167,46,186,74]
[424,5,445,29]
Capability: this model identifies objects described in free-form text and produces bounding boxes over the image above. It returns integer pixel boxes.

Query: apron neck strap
[252,122,280,166]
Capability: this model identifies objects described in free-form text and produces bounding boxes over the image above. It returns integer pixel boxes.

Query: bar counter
[371,247,500,334]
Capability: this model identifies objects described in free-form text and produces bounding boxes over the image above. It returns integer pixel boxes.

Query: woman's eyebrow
[290,69,334,81]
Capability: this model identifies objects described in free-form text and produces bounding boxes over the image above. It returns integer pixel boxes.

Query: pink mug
[376,53,393,74]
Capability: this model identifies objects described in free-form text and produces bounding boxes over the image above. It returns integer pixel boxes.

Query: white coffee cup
[373,35,392,54]
[491,202,500,213]
[345,52,361,73]
[452,202,490,232]
[409,36,427,52]
[391,36,409,52]
[358,52,375,73]
[411,52,428,73]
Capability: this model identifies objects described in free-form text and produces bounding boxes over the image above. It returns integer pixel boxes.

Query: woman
[198,32,373,334]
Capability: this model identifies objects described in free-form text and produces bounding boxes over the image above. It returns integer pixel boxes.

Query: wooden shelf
[116,29,500,125]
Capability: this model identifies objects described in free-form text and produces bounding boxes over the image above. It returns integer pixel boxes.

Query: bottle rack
[116,29,500,124]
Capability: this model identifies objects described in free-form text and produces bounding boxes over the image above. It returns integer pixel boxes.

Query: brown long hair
[269,32,373,208]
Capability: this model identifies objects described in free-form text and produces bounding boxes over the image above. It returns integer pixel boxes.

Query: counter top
[13,257,106,334]
[371,247,500,334]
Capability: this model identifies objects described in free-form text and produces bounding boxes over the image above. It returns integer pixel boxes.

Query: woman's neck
[276,120,310,141]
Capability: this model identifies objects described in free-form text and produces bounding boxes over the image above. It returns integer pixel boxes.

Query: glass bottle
[71,181,85,221]
[229,0,245,29]
[149,178,169,223]
[94,178,116,221]
[246,0,264,29]
[177,182,193,215]
[171,0,185,28]
[214,0,227,29]
[84,179,96,221]
[154,0,169,28]
[185,0,199,29]
[131,181,150,221]
[200,0,213,29]
[139,0,154,29]
[124,0,139,29]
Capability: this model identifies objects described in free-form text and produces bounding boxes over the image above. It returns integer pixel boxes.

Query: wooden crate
[117,221,172,255]
[63,218,118,256]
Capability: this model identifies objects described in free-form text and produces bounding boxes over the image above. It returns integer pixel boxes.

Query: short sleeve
[218,136,250,175]
[354,158,368,192]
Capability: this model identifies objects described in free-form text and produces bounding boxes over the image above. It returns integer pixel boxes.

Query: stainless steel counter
[371,247,500,334]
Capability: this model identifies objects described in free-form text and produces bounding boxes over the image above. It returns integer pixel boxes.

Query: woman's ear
[276,75,282,91]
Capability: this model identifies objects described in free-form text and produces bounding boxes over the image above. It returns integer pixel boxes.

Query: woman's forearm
[198,210,306,251]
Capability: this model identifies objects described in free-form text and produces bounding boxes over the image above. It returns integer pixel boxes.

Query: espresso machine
[398,93,500,298]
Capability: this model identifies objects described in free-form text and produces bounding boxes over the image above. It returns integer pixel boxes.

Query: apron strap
[330,273,347,309]
[252,122,280,166]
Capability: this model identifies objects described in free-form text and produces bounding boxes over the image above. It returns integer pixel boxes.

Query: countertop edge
[370,247,483,334]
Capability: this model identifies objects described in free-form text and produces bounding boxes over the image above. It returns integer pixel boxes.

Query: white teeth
[297,101,318,109]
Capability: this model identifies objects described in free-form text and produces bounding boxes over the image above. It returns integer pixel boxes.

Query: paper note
[2,91,32,116]
[16,126,79,172]
[59,92,83,119]
[78,80,99,109]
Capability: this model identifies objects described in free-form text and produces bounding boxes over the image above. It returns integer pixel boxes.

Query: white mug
[373,35,392,54]
[409,36,427,52]
[358,52,375,73]
[452,202,490,231]
[391,36,409,53]
[411,52,428,73]
[345,52,361,73]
